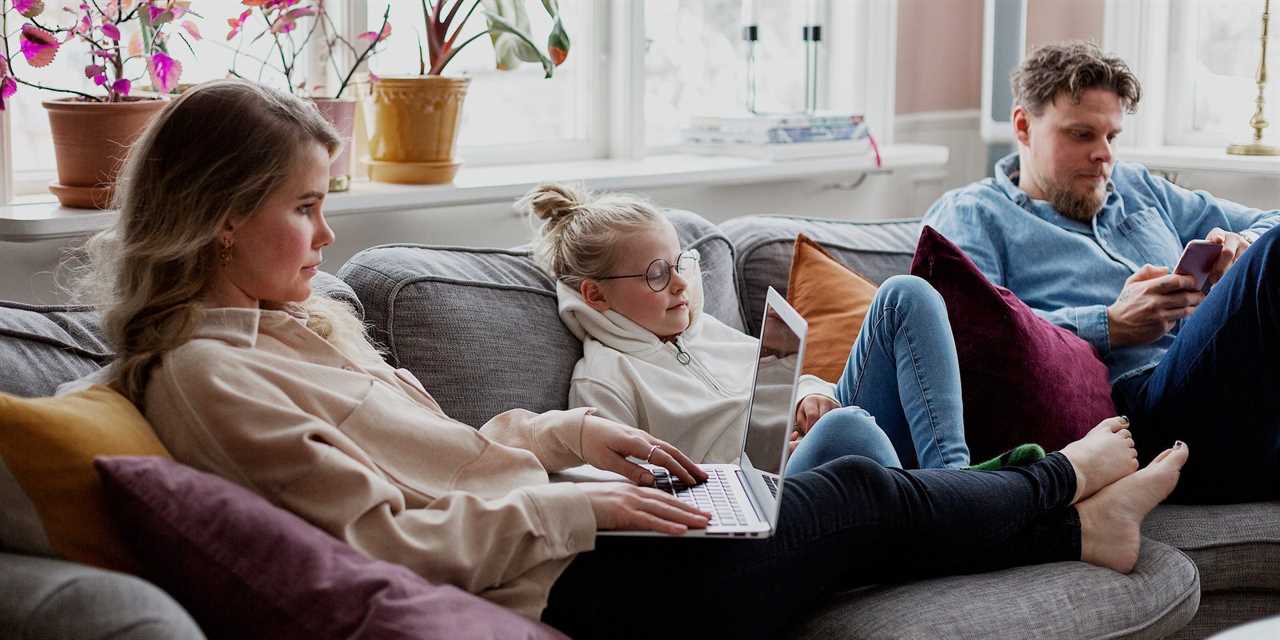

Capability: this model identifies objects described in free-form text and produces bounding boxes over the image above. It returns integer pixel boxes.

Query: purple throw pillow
[909,226,1117,460]
[94,456,568,640]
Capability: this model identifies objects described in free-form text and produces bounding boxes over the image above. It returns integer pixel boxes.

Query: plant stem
[334,5,390,98]
[15,77,100,101]
[431,28,488,75]
[443,0,481,52]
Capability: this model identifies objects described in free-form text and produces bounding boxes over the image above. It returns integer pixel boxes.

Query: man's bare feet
[1060,417,1140,503]
[1077,442,1189,574]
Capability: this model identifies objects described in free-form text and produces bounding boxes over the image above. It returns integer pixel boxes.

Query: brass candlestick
[1228,0,1280,155]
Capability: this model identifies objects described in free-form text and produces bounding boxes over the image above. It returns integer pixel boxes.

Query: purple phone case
[1175,241,1220,292]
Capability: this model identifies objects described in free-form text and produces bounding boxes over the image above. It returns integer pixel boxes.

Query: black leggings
[543,453,1080,639]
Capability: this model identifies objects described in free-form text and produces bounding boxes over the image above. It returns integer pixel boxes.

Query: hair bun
[521,183,588,224]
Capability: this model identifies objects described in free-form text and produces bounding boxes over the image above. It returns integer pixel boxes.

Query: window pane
[8,3,271,191]
[644,0,816,147]
[1175,0,1278,143]
[365,2,590,148]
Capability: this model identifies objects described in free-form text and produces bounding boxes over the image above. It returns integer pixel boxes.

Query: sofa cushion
[786,234,880,382]
[790,539,1199,640]
[96,456,567,640]
[910,227,1117,461]
[719,215,920,337]
[0,271,360,399]
[0,386,169,573]
[338,209,740,427]
[1143,502,1280,594]
[0,551,204,640]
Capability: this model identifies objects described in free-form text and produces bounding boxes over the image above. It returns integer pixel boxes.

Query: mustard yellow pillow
[0,385,169,574]
[786,234,880,383]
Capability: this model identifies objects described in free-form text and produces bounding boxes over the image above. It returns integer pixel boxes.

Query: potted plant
[226,0,392,192]
[0,0,194,209]
[360,0,570,185]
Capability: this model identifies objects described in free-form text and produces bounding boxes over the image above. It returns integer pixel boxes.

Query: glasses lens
[645,259,670,292]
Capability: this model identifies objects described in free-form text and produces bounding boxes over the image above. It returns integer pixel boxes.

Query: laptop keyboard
[762,473,778,498]
[652,467,747,527]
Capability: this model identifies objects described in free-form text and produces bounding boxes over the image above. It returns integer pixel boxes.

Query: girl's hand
[794,394,839,434]
[580,415,708,487]
[579,482,710,535]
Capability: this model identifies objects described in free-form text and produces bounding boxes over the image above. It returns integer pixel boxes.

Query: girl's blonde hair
[521,182,665,288]
[65,79,378,403]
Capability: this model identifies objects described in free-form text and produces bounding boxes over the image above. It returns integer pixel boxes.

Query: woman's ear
[580,280,611,312]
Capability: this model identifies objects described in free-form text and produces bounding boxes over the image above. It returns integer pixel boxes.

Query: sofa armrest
[0,552,203,640]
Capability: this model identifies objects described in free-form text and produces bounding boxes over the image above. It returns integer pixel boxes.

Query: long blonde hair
[66,79,375,403]
[521,182,665,289]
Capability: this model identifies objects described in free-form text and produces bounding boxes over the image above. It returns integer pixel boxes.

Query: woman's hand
[579,482,711,535]
[794,394,839,435]
[580,415,708,487]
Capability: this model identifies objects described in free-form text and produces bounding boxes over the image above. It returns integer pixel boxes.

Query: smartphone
[1174,239,1222,293]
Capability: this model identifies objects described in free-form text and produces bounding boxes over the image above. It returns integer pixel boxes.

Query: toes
[1151,442,1189,468]
[1117,428,1132,440]
[1102,416,1130,433]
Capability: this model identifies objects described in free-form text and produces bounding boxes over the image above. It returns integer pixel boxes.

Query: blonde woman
[75,79,1188,639]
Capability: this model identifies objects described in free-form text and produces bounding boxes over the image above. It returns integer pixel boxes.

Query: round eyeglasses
[597,250,700,293]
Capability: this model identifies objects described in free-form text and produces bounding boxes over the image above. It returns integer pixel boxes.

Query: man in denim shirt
[924,42,1280,503]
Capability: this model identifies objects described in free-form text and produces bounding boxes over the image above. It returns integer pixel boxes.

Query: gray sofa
[1,211,1276,639]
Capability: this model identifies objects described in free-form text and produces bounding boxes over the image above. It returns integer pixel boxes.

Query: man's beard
[1043,178,1105,222]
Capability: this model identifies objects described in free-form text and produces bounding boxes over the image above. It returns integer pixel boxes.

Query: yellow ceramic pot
[360,76,470,184]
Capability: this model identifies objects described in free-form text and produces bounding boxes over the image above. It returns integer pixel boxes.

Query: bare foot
[1060,416,1139,503]
[1077,442,1189,574]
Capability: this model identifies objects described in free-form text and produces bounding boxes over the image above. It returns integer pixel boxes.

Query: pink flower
[270,7,315,34]
[111,78,131,97]
[226,9,252,40]
[0,58,15,111]
[180,19,201,40]
[147,50,182,93]
[84,63,105,78]
[101,22,121,41]
[19,24,60,68]
[14,0,44,19]
[358,22,392,42]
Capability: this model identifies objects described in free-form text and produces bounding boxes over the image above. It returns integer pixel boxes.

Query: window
[1,1,897,206]
[363,1,600,163]
[643,0,827,148]
[6,3,269,197]
[1166,0,1276,147]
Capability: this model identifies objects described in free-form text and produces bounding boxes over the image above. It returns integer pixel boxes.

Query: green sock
[967,443,1046,471]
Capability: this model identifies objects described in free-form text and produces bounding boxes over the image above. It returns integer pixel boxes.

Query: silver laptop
[595,286,809,538]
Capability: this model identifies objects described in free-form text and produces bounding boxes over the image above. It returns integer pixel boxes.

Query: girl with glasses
[525,182,1040,472]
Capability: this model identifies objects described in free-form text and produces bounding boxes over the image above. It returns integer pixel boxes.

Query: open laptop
[581,286,809,538]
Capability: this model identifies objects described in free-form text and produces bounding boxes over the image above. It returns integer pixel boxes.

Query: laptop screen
[741,302,805,475]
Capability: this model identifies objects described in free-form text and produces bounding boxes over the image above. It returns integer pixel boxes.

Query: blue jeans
[1113,226,1280,504]
[545,453,1080,639]
[787,406,902,471]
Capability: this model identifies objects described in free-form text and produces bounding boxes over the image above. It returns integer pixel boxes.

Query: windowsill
[1124,145,1280,177]
[0,144,947,242]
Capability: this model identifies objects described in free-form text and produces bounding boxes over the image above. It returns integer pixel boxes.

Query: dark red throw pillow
[95,456,567,640]
[910,226,1117,460]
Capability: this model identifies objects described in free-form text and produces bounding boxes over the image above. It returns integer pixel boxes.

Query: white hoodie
[557,275,834,465]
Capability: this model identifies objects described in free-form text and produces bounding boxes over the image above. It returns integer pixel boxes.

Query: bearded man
[923,41,1280,504]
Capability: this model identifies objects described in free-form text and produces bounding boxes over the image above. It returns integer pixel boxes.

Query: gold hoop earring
[219,237,233,268]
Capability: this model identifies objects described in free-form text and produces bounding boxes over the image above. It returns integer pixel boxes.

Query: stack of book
[681,112,879,163]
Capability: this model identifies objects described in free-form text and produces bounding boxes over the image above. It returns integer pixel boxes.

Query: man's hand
[794,394,839,435]
[579,415,708,487]
[1205,227,1252,287]
[1107,264,1205,348]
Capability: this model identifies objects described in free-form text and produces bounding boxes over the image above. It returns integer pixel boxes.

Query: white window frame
[1102,0,1173,150]
[0,0,899,204]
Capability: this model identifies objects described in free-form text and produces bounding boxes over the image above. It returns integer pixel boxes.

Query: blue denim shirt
[922,153,1280,383]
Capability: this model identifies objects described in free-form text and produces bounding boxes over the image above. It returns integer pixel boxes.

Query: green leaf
[480,10,554,77]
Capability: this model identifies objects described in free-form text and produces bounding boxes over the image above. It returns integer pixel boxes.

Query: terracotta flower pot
[311,98,357,192]
[360,76,470,184]
[42,98,167,209]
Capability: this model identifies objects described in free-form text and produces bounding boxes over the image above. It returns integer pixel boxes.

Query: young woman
[525,183,1038,472]
[74,78,1186,639]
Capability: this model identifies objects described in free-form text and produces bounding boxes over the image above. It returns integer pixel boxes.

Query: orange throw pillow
[0,385,171,574]
[786,234,879,382]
